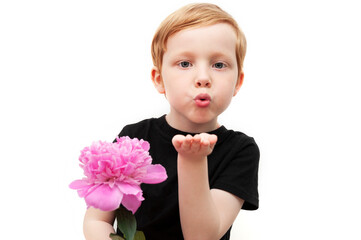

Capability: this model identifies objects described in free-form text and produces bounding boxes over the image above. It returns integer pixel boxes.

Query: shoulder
[220,128,259,155]
[121,118,154,132]
[230,130,260,169]
[116,116,163,141]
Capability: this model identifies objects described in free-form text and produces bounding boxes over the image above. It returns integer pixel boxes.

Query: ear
[233,71,244,96]
[151,66,165,94]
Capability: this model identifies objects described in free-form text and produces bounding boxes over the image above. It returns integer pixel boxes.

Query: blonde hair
[151,3,247,76]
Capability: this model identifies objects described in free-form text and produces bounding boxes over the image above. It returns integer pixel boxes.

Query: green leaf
[109,233,125,240]
[116,206,137,240]
[134,231,146,240]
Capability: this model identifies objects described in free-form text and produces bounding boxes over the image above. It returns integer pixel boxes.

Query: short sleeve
[211,137,260,210]
[113,119,153,143]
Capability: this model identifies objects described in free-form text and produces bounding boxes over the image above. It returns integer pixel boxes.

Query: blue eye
[213,62,226,69]
[179,61,191,68]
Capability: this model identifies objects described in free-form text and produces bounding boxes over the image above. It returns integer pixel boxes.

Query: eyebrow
[171,51,234,60]
[210,52,233,60]
[170,51,195,58]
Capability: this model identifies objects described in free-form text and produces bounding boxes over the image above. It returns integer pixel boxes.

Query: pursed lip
[194,93,211,107]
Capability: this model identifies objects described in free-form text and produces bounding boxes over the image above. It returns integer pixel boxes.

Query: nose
[195,67,211,88]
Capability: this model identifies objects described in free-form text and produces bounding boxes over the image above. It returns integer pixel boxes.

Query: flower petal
[122,194,143,214]
[69,179,88,189]
[140,164,168,184]
[85,184,123,211]
[69,179,92,197]
[116,182,142,196]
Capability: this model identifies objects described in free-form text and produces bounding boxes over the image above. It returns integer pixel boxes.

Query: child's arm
[173,133,244,240]
[83,207,116,240]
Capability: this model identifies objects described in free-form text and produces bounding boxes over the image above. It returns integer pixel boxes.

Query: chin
[189,115,217,126]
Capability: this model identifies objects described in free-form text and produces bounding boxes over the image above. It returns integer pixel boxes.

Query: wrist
[177,153,207,164]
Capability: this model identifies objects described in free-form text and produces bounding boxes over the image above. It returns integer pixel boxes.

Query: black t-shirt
[116,115,259,240]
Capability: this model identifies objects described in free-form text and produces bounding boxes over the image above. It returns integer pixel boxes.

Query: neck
[165,114,220,133]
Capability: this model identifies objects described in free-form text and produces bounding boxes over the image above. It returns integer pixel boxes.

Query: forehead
[165,23,237,57]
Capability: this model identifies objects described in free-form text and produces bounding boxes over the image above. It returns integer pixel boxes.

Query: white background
[1,0,360,239]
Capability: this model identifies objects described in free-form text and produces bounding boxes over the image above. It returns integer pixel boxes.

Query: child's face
[153,23,243,132]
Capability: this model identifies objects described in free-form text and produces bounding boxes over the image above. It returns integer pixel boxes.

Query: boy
[83,3,259,240]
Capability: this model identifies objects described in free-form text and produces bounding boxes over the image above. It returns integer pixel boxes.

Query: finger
[209,134,218,146]
[199,133,217,153]
[172,134,185,148]
[191,134,201,151]
[200,138,210,146]
[207,135,217,152]
[199,133,210,145]
[182,134,193,149]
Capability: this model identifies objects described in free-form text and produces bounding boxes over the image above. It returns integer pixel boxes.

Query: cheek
[219,91,234,108]
[216,82,237,106]
[162,72,188,93]
[162,78,184,101]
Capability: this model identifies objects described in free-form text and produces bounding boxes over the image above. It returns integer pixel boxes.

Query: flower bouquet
[69,136,168,240]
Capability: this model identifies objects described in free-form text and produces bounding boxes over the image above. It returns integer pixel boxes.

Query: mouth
[194,93,211,107]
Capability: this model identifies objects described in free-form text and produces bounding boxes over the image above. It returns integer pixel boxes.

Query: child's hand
[172,133,218,160]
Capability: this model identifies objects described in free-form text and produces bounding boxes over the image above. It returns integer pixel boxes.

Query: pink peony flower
[69,136,167,214]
